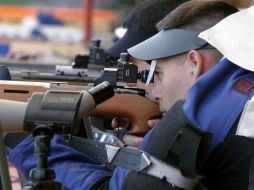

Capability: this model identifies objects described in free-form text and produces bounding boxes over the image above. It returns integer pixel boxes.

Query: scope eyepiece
[137,70,154,83]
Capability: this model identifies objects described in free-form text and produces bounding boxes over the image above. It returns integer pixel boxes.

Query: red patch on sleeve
[234,79,254,94]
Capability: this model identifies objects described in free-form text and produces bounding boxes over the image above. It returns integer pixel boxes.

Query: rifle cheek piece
[23,81,114,135]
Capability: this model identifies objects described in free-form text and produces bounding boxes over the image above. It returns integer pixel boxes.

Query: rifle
[7,39,116,84]
[0,80,161,134]
[7,42,152,87]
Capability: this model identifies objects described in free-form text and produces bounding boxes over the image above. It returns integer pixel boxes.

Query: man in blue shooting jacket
[8,1,254,190]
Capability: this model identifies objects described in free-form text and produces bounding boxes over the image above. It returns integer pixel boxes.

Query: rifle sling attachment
[66,135,202,190]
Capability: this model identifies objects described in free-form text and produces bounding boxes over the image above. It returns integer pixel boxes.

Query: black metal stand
[22,124,69,190]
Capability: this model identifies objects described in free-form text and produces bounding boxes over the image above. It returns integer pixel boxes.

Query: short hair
[157,0,238,31]
[223,0,251,8]
[123,0,191,33]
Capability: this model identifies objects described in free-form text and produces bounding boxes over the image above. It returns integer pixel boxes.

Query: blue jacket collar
[183,58,254,150]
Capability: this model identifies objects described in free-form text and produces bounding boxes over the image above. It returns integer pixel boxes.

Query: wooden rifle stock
[89,93,161,134]
[0,81,162,134]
